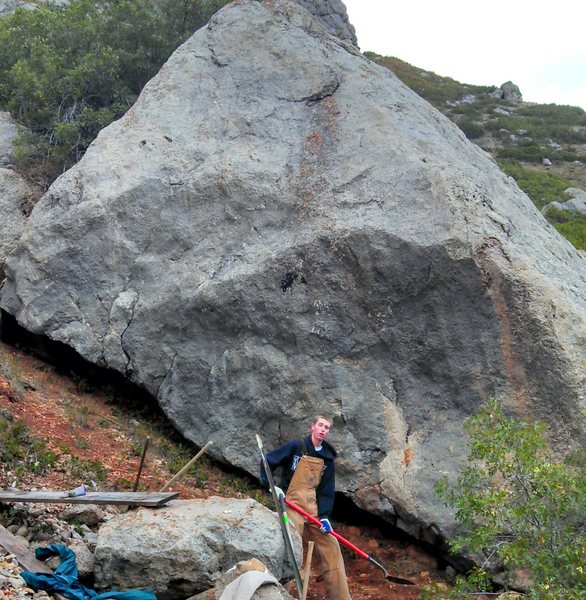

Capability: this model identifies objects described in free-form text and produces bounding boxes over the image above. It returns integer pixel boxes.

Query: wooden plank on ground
[0,490,179,506]
[0,524,68,600]
[0,523,52,573]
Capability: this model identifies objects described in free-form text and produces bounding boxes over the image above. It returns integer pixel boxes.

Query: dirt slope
[0,340,454,599]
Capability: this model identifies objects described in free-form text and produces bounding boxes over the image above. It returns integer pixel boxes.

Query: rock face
[0,112,39,278]
[93,498,302,600]
[0,112,18,167]
[0,168,40,280]
[295,0,357,45]
[500,81,523,102]
[0,114,40,284]
[0,0,67,15]
[2,0,585,543]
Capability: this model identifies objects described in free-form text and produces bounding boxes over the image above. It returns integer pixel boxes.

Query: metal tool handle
[256,434,304,596]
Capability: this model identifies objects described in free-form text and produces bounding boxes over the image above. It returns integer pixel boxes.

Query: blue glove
[319,518,333,533]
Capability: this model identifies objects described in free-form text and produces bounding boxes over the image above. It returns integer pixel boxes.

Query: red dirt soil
[0,341,453,599]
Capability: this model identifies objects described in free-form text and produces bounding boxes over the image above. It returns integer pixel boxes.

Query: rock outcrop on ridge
[1,0,585,542]
[0,112,42,285]
[295,0,357,45]
[0,0,68,15]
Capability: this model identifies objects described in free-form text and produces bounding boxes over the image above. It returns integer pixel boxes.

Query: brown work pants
[286,455,352,600]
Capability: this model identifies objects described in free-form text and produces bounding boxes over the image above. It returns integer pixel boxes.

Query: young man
[260,415,352,600]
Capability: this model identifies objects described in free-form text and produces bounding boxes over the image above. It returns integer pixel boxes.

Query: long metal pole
[256,433,304,597]
[133,437,150,492]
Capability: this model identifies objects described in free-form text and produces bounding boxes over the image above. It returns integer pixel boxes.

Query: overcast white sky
[343,0,586,111]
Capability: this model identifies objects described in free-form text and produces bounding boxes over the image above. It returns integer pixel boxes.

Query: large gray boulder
[93,498,302,600]
[2,0,585,544]
[0,0,24,15]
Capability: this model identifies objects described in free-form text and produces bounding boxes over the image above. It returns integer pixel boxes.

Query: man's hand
[274,486,285,500]
[319,518,333,533]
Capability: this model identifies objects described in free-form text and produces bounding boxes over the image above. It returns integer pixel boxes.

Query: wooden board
[0,523,53,573]
[0,524,70,600]
[0,490,179,506]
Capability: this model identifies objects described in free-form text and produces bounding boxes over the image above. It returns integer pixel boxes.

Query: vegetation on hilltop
[0,0,230,188]
[368,53,586,251]
[365,53,496,110]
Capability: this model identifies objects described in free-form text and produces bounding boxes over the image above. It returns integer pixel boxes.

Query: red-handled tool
[284,498,415,586]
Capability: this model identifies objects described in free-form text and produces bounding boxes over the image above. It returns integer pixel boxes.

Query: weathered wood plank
[0,490,179,506]
[0,523,52,573]
[0,524,69,600]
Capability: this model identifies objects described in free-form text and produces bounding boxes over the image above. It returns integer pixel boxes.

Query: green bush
[458,118,485,140]
[484,109,586,146]
[517,103,586,127]
[0,0,230,188]
[365,52,494,109]
[496,144,584,164]
[497,159,572,208]
[0,351,26,400]
[435,399,586,599]
[554,219,586,250]
[0,413,57,476]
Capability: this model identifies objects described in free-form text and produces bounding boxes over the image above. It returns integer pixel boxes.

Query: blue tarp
[21,544,157,600]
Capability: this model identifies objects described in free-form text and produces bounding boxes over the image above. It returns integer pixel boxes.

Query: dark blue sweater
[260,436,337,518]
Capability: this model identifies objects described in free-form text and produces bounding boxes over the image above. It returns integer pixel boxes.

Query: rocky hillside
[369,54,586,250]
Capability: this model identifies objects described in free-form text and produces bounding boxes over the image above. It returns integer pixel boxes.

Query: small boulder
[59,504,105,527]
[67,539,94,577]
[94,498,302,600]
[546,187,586,216]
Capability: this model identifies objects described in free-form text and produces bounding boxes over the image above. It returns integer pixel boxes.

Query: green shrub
[365,52,494,109]
[554,219,586,250]
[65,451,109,482]
[497,144,585,163]
[497,159,572,208]
[435,399,585,599]
[485,108,586,146]
[496,159,586,250]
[458,118,485,140]
[0,0,230,188]
[0,351,26,400]
[517,103,586,127]
[0,413,57,476]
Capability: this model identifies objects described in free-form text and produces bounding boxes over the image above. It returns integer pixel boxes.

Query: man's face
[311,418,332,444]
